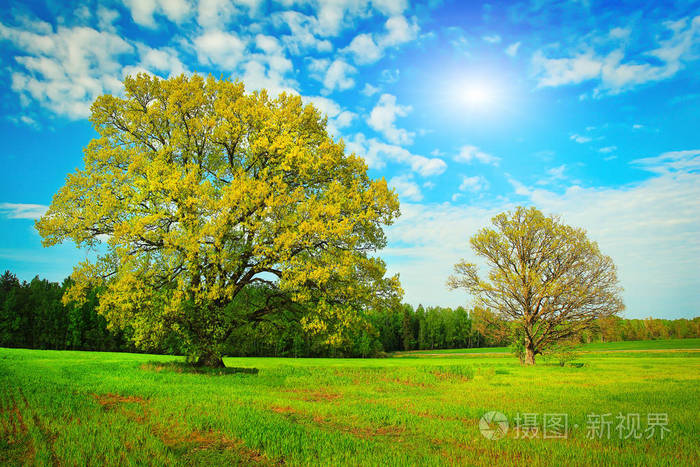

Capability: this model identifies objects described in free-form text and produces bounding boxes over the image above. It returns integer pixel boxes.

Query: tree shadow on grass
[139,361,259,376]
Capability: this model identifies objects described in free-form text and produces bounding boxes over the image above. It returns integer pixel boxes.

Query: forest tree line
[1,271,699,357]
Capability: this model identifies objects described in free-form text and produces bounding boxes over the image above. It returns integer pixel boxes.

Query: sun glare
[461,82,496,108]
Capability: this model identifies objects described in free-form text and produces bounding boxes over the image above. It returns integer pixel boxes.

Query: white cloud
[570,133,592,143]
[121,0,191,28]
[196,0,261,29]
[546,165,566,179]
[505,41,521,57]
[345,133,382,169]
[305,96,341,118]
[193,30,247,70]
[371,0,408,16]
[0,202,48,220]
[535,165,569,186]
[342,15,419,65]
[239,57,297,96]
[368,93,414,145]
[631,149,700,175]
[533,51,602,87]
[335,110,355,127]
[454,145,500,165]
[273,11,333,55]
[458,175,489,192]
[362,83,379,96]
[197,0,237,29]
[389,174,423,201]
[482,34,501,44]
[193,29,296,96]
[1,21,133,119]
[346,134,446,176]
[124,44,187,77]
[343,34,383,65]
[277,0,409,38]
[97,7,120,31]
[533,15,700,95]
[314,0,368,36]
[599,145,617,153]
[304,95,356,137]
[381,15,419,47]
[7,115,39,129]
[309,58,357,93]
[324,59,357,92]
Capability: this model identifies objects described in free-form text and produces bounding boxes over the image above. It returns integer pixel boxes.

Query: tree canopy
[448,206,624,364]
[36,74,401,366]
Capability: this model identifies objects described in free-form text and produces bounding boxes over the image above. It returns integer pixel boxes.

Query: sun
[461,82,496,108]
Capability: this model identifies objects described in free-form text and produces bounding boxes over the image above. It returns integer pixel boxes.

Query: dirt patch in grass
[0,394,35,465]
[151,420,275,465]
[409,409,468,423]
[381,377,432,388]
[93,392,276,465]
[267,404,407,440]
[94,393,146,410]
[283,388,342,402]
[431,371,471,382]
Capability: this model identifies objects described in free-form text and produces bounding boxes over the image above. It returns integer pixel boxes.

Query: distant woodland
[1,271,698,357]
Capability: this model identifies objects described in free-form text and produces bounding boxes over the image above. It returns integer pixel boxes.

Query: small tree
[448,206,623,365]
[544,337,582,367]
[37,74,401,367]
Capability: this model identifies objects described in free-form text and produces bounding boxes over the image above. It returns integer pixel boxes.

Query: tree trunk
[194,352,226,368]
[524,344,536,365]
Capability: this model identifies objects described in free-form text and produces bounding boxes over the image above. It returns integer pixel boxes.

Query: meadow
[1,340,699,466]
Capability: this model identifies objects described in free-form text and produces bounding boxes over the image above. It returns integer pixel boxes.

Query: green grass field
[2,340,699,466]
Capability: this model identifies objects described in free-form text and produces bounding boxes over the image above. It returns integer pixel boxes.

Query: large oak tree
[448,206,624,365]
[37,74,401,366]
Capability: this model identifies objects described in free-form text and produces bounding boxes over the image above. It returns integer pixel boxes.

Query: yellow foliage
[36,73,401,359]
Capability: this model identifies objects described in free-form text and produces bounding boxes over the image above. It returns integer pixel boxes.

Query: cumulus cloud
[454,145,500,165]
[343,33,383,65]
[362,83,380,96]
[382,15,419,46]
[0,21,133,119]
[482,34,501,44]
[389,174,423,201]
[303,95,356,137]
[123,44,188,77]
[346,134,446,176]
[196,0,261,29]
[342,15,419,65]
[121,0,192,28]
[458,175,490,192]
[193,30,247,70]
[368,93,414,145]
[308,58,357,93]
[272,11,333,55]
[533,15,700,95]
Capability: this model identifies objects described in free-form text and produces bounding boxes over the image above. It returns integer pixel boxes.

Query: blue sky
[0,0,699,319]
